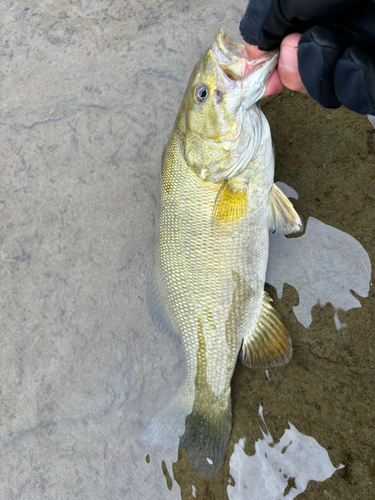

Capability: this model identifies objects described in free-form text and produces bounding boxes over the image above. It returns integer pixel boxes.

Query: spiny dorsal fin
[240,293,292,369]
[268,183,303,234]
[213,180,248,223]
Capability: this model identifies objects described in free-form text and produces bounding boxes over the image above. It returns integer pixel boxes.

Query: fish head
[181,31,278,182]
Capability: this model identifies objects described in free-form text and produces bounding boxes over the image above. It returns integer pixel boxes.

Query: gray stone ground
[1,2,375,500]
[0,1,249,498]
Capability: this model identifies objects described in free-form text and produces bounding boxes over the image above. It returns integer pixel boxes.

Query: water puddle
[267,183,372,330]
[228,406,343,500]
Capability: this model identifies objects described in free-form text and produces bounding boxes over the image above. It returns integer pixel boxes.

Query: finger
[278,33,307,93]
[298,27,375,114]
[263,68,285,97]
[244,42,265,61]
[298,27,341,108]
[245,43,284,97]
[335,46,375,114]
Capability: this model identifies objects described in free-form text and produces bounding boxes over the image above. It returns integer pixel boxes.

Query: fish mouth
[212,30,278,103]
[185,32,278,183]
[194,32,278,182]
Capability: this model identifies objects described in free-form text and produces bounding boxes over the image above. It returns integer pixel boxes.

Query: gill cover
[183,31,278,182]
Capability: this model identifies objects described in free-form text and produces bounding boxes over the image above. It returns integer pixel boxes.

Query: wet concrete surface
[1,1,374,499]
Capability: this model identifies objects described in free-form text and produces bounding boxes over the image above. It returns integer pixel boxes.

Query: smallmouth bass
[144,31,302,479]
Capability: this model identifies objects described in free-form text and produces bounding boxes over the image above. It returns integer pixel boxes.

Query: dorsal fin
[213,180,248,223]
[268,183,303,234]
[240,293,292,368]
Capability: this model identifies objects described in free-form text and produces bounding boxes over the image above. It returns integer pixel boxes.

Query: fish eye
[194,84,208,103]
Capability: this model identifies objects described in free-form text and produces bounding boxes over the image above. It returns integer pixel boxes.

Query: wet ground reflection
[228,406,343,500]
[267,183,371,330]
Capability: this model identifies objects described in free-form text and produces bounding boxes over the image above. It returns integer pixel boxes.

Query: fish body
[144,32,302,478]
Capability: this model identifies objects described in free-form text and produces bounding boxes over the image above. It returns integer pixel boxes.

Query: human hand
[245,33,306,98]
[240,0,375,114]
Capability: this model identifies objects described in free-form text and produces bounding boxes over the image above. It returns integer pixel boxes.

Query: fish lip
[245,49,279,75]
[212,31,278,114]
[214,30,247,62]
[213,30,278,83]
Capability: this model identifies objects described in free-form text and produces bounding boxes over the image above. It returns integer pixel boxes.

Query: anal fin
[240,293,292,369]
[268,183,303,234]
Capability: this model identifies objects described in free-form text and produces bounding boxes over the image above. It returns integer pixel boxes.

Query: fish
[144,31,302,479]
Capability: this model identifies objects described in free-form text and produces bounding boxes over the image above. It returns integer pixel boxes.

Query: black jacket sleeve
[240,0,375,115]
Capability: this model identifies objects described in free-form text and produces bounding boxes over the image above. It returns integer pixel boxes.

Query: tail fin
[143,386,232,479]
[179,394,232,479]
[142,386,194,449]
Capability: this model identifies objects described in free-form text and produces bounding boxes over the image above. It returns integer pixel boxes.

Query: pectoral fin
[268,183,303,234]
[240,293,292,369]
[213,180,248,223]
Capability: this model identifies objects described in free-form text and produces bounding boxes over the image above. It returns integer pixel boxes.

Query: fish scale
[159,132,263,391]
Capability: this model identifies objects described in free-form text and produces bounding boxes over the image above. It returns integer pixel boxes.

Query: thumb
[278,34,307,93]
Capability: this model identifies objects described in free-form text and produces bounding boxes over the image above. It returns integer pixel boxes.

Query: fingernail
[279,46,298,73]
